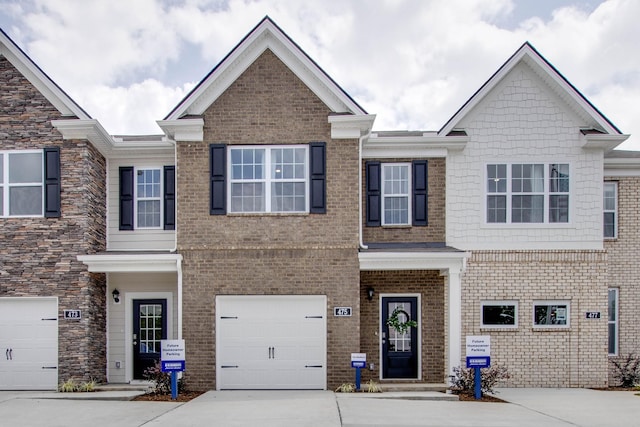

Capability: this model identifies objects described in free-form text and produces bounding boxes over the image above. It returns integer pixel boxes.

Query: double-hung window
[382,163,410,225]
[136,169,162,228]
[486,163,569,224]
[229,145,307,213]
[603,182,618,238]
[0,150,43,217]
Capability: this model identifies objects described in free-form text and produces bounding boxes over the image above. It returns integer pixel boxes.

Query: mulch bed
[455,393,506,403]
[133,391,205,402]
[591,386,639,391]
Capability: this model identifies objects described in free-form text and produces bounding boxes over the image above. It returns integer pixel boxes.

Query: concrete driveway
[0,388,638,427]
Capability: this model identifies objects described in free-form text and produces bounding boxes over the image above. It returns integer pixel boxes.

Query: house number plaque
[63,310,82,319]
[334,307,352,317]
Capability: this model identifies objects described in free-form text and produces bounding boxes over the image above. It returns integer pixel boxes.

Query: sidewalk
[0,388,638,426]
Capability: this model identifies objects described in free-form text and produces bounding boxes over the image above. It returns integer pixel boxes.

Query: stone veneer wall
[359,270,446,384]
[176,50,361,390]
[0,57,107,382]
[362,158,446,243]
[604,176,640,385]
[462,250,608,387]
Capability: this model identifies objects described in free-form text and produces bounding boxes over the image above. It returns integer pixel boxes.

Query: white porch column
[447,268,462,381]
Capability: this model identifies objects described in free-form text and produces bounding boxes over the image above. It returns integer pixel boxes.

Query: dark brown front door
[133,299,167,379]
[382,296,419,378]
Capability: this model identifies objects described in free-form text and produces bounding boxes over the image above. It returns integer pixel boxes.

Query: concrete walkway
[0,388,638,426]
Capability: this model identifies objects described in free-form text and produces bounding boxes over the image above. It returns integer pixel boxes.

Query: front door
[382,296,418,379]
[133,299,167,379]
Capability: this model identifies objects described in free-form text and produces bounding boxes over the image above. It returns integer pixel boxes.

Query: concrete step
[379,382,448,393]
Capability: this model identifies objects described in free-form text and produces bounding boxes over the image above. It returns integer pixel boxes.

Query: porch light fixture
[367,287,375,301]
[112,289,120,304]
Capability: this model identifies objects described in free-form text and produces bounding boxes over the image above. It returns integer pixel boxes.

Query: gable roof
[0,28,90,119]
[439,42,623,137]
[165,16,367,120]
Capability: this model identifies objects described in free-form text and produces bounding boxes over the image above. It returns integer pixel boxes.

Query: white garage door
[216,295,326,390]
[0,298,58,390]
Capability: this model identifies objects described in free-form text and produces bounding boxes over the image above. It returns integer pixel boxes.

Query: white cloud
[2,0,638,149]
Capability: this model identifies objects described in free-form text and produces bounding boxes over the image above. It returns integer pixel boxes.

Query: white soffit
[358,251,470,272]
[165,18,366,121]
[77,254,182,273]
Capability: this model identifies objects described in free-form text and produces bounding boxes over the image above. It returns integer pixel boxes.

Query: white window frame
[381,163,411,226]
[608,288,619,356]
[0,150,44,218]
[485,162,570,225]
[603,181,618,239]
[533,300,570,328]
[134,167,163,229]
[480,300,518,328]
[227,145,309,214]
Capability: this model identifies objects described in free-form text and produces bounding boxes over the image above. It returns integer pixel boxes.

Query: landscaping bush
[611,353,640,388]
[449,364,510,396]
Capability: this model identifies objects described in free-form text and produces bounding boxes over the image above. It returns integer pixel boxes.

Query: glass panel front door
[133,299,167,379]
[382,296,418,379]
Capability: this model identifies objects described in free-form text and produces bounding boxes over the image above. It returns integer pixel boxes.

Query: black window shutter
[412,160,428,226]
[163,166,175,230]
[366,161,381,226]
[309,142,326,214]
[43,147,61,218]
[119,166,134,230]
[210,144,226,215]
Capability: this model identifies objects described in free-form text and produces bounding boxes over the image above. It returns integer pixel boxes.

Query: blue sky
[1,0,638,149]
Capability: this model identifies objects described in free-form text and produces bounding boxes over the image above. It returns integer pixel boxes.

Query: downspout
[168,138,182,341]
[359,130,371,250]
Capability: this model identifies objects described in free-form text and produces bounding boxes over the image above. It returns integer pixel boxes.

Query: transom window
[382,163,411,225]
[481,301,518,328]
[0,150,43,217]
[603,182,618,238]
[487,163,569,224]
[136,169,161,228]
[229,145,308,213]
[533,301,570,328]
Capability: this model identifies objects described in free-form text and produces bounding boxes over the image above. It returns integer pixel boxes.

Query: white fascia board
[328,114,376,139]
[449,240,603,251]
[77,253,182,273]
[581,133,630,151]
[52,119,115,156]
[358,251,470,272]
[157,118,204,142]
[363,135,468,158]
[0,38,89,119]
[604,157,640,176]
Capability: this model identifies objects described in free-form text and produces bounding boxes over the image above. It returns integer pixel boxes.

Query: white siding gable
[446,62,604,250]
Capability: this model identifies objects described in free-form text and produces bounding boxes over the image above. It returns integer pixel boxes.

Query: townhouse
[0,17,637,391]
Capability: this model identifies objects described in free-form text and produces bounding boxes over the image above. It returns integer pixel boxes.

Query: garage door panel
[216,295,326,390]
[0,298,58,390]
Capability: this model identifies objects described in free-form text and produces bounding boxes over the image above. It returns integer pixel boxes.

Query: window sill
[381,225,412,229]
[480,326,518,331]
[532,326,571,331]
[226,212,309,217]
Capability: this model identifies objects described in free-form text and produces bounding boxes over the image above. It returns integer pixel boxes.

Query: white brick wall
[447,62,604,250]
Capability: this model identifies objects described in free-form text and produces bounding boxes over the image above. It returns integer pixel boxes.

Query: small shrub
[365,379,382,393]
[335,383,356,393]
[58,379,77,393]
[611,353,640,388]
[143,361,185,395]
[79,380,97,392]
[449,364,510,396]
